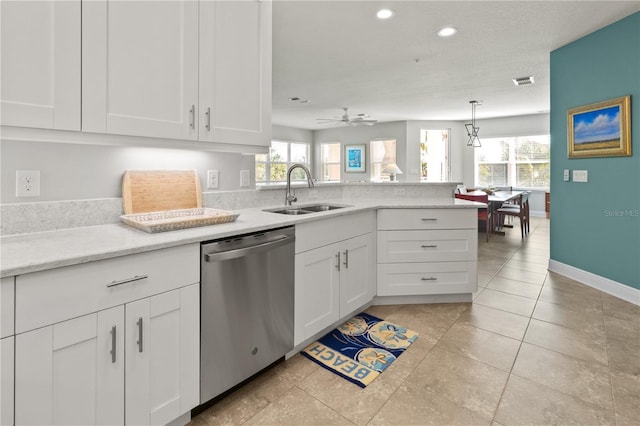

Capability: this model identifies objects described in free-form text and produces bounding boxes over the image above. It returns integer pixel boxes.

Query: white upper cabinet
[82,0,271,147]
[82,0,199,140]
[199,0,272,147]
[0,1,81,130]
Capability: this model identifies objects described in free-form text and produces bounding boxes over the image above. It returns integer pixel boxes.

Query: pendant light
[465,100,482,147]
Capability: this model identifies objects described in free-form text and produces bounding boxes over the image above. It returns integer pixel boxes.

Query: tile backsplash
[1,183,457,236]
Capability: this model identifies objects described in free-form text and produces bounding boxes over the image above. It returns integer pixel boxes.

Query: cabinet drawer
[377,208,476,230]
[377,262,477,296]
[1,277,14,338]
[378,230,477,263]
[15,244,199,334]
[296,211,375,254]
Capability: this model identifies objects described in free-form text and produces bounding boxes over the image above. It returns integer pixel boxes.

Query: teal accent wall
[550,12,640,290]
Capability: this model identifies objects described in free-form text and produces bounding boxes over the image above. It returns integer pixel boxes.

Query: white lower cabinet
[294,243,340,344]
[125,284,199,426]
[377,208,478,296]
[15,307,124,425]
[14,284,198,426]
[340,233,375,315]
[12,244,200,426]
[294,212,375,345]
[1,336,14,426]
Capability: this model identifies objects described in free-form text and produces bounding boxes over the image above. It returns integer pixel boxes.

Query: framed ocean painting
[568,95,631,158]
[345,144,366,172]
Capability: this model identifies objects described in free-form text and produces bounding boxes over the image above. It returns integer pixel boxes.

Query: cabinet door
[125,284,199,426]
[1,277,14,339]
[340,234,375,316]
[83,0,199,140]
[294,244,341,345]
[0,0,80,130]
[199,0,271,146]
[15,307,124,426]
[1,337,14,426]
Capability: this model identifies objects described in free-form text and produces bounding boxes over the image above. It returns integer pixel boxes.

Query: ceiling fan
[316,107,377,126]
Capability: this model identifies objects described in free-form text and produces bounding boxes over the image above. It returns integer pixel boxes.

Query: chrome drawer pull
[106,274,148,288]
[421,218,438,221]
[136,317,143,353]
[335,252,341,271]
[421,277,437,281]
[110,326,117,363]
[343,249,349,269]
[421,245,438,248]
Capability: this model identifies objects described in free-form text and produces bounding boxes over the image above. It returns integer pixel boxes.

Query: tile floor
[190,217,640,426]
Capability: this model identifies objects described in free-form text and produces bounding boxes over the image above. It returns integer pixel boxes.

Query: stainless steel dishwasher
[200,226,295,404]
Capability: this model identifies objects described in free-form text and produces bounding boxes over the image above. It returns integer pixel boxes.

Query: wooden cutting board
[122,170,202,214]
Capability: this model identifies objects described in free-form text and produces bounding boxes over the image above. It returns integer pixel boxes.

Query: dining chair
[455,193,492,241]
[497,191,530,238]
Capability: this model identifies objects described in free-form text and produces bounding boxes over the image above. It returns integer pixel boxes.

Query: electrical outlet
[207,170,219,189]
[240,170,250,187]
[563,169,570,181]
[16,170,41,197]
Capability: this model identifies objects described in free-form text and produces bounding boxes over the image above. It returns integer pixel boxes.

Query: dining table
[467,190,525,235]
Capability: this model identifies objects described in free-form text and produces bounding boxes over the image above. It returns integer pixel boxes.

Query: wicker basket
[121,208,239,233]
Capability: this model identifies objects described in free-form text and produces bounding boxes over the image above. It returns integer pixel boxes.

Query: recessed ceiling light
[437,27,457,37]
[377,9,393,19]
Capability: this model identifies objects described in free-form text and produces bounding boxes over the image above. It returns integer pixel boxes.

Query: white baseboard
[548,259,640,306]
[530,210,547,218]
[373,293,472,305]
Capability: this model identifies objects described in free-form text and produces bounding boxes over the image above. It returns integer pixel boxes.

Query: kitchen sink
[263,203,349,215]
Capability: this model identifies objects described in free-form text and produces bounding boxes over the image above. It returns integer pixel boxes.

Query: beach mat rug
[301,312,419,387]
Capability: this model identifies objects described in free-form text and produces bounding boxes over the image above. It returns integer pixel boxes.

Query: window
[319,142,341,181]
[370,139,397,181]
[255,141,311,184]
[475,135,550,189]
[420,129,450,182]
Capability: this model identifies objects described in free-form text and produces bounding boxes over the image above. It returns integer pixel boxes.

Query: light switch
[563,169,570,181]
[573,170,588,182]
[240,170,250,187]
[207,170,219,189]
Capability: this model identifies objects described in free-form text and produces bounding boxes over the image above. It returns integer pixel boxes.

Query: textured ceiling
[272,0,640,130]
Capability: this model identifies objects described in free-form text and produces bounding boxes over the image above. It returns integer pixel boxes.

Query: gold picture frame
[568,95,631,158]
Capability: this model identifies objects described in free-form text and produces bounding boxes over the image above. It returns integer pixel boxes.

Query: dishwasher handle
[204,233,293,262]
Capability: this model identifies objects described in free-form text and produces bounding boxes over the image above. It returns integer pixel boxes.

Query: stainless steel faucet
[285,163,314,205]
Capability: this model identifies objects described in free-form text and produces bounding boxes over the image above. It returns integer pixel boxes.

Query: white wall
[460,113,551,215]
[460,113,550,186]
[1,115,549,205]
[405,121,467,183]
[272,124,313,144]
[313,121,407,181]
[0,140,254,203]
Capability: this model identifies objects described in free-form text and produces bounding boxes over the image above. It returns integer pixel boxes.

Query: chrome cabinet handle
[421,245,438,248]
[189,105,195,129]
[106,274,148,288]
[421,277,437,281]
[136,317,143,353]
[421,218,438,221]
[110,326,116,363]
[205,107,211,131]
[335,252,341,271]
[343,249,349,269]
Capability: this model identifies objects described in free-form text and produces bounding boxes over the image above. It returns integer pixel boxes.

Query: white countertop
[0,198,482,277]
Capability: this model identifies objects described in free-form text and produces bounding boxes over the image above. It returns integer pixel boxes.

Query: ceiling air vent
[512,76,535,86]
